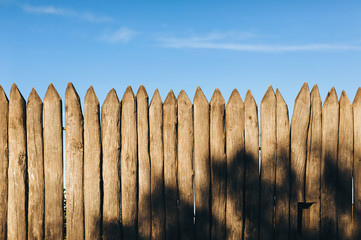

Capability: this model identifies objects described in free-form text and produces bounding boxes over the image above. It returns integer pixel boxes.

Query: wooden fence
[0,82,359,240]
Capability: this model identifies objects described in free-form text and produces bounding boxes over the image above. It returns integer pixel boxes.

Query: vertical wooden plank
[304,85,322,240]
[260,86,276,240]
[163,90,179,239]
[290,83,310,239]
[84,86,101,240]
[243,90,259,240]
[337,90,353,240]
[149,89,165,240]
[0,86,8,240]
[210,88,226,240]
[44,84,63,239]
[177,90,194,240]
[102,89,121,239]
[320,87,339,240]
[225,89,245,240]
[137,85,151,240]
[193,87,210,240]
[275,89,290,240]
[121,86,138,239]
[27,89,44,240]
[7,83,26,240]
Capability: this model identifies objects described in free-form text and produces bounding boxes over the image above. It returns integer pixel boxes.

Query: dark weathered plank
[320,87,339,240]
[121,86,138,239]
[163,90,179,239]
[193,87,210,240]
[260,86,276,240]
[149,89,165,240]
[244,90,259,240]
[84,86,101,240]
[137,85,151,240]
[27,88,44,240]
[210,88,226,240]
[275,89,290,240]
[8,83,26,239]
[0,86,8,240]
[290,83,310,239]
[102,89,121,239]
[177,90,194,240]
[225,89,245,240]
[44,84,63,240]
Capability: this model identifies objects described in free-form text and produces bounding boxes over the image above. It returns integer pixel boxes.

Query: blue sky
[1,0,361,113]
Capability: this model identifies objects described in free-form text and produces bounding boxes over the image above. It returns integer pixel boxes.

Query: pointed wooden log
[304,85,322,240]
[177,90,194,240]
[290,83,310,239]
[163,90,179,239]
[27,88,44,240]
[210,88,226,240]
[260,86,276,240]
[44,84,63,240]
[121,86,138,239]
[225,89,245,240]
[84,86,101,240]
[8,83,26,240]
[149,89,165,240]
[320,88,339,240]
[244,90,259,240]
[337,90,353,240]
[275,89,290,240]
[137,85,151,240]
[193,87,210,240]
[102,89,121,239]
[0,86,8,240]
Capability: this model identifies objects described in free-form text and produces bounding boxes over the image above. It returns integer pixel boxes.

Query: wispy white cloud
[100,27,137,43]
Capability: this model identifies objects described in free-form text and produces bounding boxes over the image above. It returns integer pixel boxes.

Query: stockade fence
[0,82,360,240]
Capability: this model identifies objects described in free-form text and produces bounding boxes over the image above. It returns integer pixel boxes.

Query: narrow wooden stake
[137,85,151,240]
[27,88,44,240]
[177,90,194,240]
[84,86,101,240]
[275,89,290,240]
[244,90,259,240]
[225,89,245,240]
[121,86,138,239]
[0,86,8,240]
[320,88,339,240]
[210,88,226,240]
[102,89,121,239]
[193,87,210,240]
[8,83,27,240]
[149,89,165,240]
[44,84,63,240]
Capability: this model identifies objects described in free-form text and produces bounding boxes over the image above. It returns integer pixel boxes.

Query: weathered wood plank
[163,90,179,239]
[244,90,259,240]
[337,90,353,240]
[275,89,290,240]
[27,88,44,240]
[137,85,151,240]
[102,89,121,239]
[290,83,310,239]
[84,86,101,240]
[149,89,165,240]
[121,86,138,239]
[210,88,226,240]
[320,87,339,240]
[7,83,26,240]
[225,89,245,240]
[177,90,194,240]
[44,84,63,240]
[193,87,210,240]
[0,86,8,240]
[260,86,276,240]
